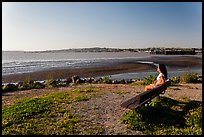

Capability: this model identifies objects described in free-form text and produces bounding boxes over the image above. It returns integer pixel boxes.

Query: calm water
[2,51,202,80]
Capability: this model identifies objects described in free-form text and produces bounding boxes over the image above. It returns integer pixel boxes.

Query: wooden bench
[121,79,171,110]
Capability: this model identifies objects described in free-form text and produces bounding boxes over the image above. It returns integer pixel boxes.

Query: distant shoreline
[2,47,202,54]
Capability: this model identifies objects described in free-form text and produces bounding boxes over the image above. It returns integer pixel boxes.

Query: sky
[2,2,202,51]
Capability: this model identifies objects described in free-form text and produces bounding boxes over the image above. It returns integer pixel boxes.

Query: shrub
[44,79,55,88]
[100,76,112,84]
[143,74,157,85]
[180,72,200,83]
[33,82,45,89]
[171,76,180,84]
[17,75,34,90]
[23,75,31,86]
[44,74,55,88]
[2,84,18,92]
[120,79,127,84]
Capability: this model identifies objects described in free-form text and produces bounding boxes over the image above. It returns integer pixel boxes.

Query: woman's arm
[155,76,165,86]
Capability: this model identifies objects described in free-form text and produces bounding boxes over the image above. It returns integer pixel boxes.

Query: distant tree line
[26,47,202,54]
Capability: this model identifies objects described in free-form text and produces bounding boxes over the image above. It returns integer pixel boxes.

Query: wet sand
[2,63,156,83]
[2,55,202,83]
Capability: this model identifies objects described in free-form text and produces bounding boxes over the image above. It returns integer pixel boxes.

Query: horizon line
[2,46,202,52]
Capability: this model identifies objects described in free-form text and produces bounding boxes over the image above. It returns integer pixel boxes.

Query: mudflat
[2,55,202,83]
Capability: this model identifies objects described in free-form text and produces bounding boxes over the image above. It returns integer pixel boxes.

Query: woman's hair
[158,64,168,80]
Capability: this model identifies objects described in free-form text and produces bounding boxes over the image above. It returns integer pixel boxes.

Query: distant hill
[4,47,201,54]
[26,47,139,53]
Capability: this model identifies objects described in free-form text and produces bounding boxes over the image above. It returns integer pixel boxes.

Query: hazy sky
[2,2,202,51]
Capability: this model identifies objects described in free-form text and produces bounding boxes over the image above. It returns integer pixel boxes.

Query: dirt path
[2,83,202,135]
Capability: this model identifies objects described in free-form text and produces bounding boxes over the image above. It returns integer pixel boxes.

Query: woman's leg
[145,84,154,91]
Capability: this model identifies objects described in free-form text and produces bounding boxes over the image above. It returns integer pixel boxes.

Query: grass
[2,86,105,135]
[114,91,130,94]
[121,96,202,135]
[2,81,202,135]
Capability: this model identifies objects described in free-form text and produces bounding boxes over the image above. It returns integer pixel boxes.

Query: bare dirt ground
[2,83,202,135]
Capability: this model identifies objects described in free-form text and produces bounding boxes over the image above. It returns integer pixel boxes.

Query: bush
[23,75,31,86]
[2,84,18,92]
[33,82,45,89]
[44,73,55,88]
[101,76,112,84]
[143,74,157,85]
[171,76,180,84]
[18,75,34,90]
[180,72,200,84]
[44,79,55,88]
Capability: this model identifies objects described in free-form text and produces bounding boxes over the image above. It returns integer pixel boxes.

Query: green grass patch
[121,97,202,135]
[2,87,104,135]
[74,95,91,102]
[114,91,130,94]
[73,86,96,93]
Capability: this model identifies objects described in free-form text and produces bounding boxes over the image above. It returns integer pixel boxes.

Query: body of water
[2,51,150,75]
[2,51,202,80]
[105,68,202,81]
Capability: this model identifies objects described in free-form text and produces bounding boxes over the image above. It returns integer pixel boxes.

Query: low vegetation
[121,97,202,135]
[2,87,105,135]
[2,72,202,93]
[143,74,157,85]
[180,72,201,83]
[171,72,201,84]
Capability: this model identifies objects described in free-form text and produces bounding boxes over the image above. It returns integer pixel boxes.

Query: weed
[143,74,157,85]
[171,76,180,84]
[23,75,31,86]
[100,76,111,84]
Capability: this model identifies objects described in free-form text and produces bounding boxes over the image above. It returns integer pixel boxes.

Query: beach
[2,55,202,83]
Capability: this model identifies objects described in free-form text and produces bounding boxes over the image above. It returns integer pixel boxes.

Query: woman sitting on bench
[145,64,168,91]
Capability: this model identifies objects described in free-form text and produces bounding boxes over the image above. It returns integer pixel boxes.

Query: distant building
[150,48,196,55]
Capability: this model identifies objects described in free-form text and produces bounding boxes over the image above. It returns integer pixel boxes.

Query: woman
[145,64,168,91]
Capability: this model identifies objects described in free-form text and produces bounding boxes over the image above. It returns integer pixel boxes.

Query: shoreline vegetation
[1,71,202,93]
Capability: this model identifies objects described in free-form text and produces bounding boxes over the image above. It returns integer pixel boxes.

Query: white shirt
[155,73,165,86]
